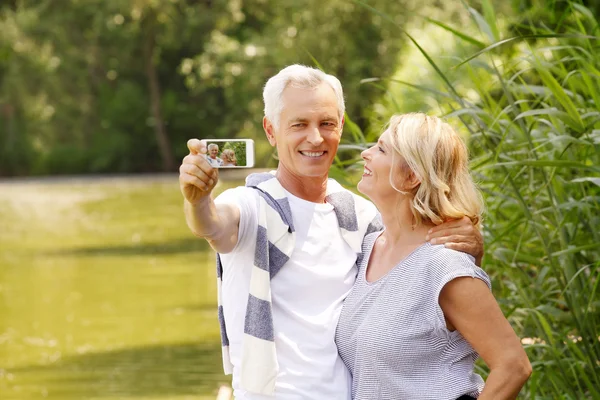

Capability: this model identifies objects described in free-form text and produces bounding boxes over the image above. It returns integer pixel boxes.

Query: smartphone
[205,139,255,168]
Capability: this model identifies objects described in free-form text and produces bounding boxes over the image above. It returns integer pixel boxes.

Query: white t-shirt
[206,155,224,167]
[215,186,357,400]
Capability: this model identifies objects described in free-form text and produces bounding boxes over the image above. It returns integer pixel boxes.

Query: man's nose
[306,127,324,145]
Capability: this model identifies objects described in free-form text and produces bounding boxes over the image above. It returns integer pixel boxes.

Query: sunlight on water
[0,175,238,400]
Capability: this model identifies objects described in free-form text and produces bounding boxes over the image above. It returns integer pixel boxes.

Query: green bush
[349,1,600,398]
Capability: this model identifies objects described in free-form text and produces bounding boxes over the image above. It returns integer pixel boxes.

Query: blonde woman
[335,113,531,400]
[220,148,237,166]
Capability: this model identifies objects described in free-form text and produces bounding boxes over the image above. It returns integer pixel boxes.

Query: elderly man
[179,65,483,399]
[206,143,224,167]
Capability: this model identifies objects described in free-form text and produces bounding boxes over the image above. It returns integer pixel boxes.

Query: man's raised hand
[179,139,219,205]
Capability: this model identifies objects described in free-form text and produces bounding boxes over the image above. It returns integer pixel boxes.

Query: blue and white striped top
[335,232,490,400]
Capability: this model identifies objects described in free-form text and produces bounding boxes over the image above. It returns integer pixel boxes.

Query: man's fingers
[427,216,484,263]
[187,139,207,155]
[181,172,210,191]
[428,216,471,233]
[180,163,213,185]
[429,234,470,245]
[182,154,217,177]
[442,242,471,253]
[427,227,473,240]
[427,221,476,240]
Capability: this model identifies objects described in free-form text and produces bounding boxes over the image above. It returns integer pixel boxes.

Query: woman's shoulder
[362,231,383,250]
[427,244,477,265]
[425,244,491,289]
[357,231,383,268]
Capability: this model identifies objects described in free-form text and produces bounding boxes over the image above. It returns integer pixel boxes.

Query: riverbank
[0,176,240,400]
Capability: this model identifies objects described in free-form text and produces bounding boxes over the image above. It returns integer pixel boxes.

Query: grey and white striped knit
[216,172,382,395]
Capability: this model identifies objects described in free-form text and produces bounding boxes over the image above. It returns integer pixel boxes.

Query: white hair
[263,64,345,129]
[208,143,219,151]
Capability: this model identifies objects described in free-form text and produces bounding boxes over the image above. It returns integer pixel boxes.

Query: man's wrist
[185,196,219,238]
[187,195,212,209]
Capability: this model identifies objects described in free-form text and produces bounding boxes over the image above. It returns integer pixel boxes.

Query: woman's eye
[378,146,385,153]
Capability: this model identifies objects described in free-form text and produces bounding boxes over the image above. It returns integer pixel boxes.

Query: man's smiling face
[267,83,342,180]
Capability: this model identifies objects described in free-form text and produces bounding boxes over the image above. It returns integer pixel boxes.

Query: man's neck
[275,168,328,203]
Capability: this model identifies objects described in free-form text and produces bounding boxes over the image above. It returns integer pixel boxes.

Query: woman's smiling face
[358,130,398,198]
[358,127,419,209]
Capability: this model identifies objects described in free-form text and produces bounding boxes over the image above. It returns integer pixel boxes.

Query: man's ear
[263,117,277,147]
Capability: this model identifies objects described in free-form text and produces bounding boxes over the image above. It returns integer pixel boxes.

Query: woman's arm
[439,277,532,400]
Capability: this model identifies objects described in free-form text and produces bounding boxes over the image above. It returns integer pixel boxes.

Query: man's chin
[297,167,330,178]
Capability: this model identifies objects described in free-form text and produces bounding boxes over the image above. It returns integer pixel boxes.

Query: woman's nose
[361,147,370,160]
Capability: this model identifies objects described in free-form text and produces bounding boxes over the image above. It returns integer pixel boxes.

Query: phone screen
[205,139,254,168]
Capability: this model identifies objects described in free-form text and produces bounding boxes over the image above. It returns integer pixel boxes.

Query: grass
[0,175,238,400]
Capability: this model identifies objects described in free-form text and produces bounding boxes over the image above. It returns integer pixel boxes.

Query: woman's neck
[377,197,434,248]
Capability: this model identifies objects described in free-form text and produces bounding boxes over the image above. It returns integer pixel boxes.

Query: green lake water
[0,175,237,400]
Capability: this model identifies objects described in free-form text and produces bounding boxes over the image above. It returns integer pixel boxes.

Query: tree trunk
[2,103,13,147]
[143,12,174,172]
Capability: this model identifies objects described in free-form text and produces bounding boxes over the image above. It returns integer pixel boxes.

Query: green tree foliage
[0,0,416,176]
[0,0,224,175]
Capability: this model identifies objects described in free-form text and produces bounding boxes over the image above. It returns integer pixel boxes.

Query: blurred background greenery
[1,0,599,399]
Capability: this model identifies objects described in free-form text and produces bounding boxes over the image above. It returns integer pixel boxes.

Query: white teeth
[363,168,372,176]
[301,151,324,157]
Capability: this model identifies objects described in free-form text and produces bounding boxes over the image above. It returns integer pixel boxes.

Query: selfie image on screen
[206,141,247,167]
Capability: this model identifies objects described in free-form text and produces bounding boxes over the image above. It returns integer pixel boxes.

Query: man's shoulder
[215,185,259,206]
[327,178,377,211]
[351,190,376,210]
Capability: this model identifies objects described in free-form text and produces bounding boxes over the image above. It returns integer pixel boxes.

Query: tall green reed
[349,0,600,397]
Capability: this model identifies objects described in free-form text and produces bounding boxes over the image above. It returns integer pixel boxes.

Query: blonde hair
[220,148,237,163]
[388,113,483,227]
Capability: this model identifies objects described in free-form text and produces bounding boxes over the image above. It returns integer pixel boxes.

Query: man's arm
[179,139,240,254]
[425,216,484,266]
